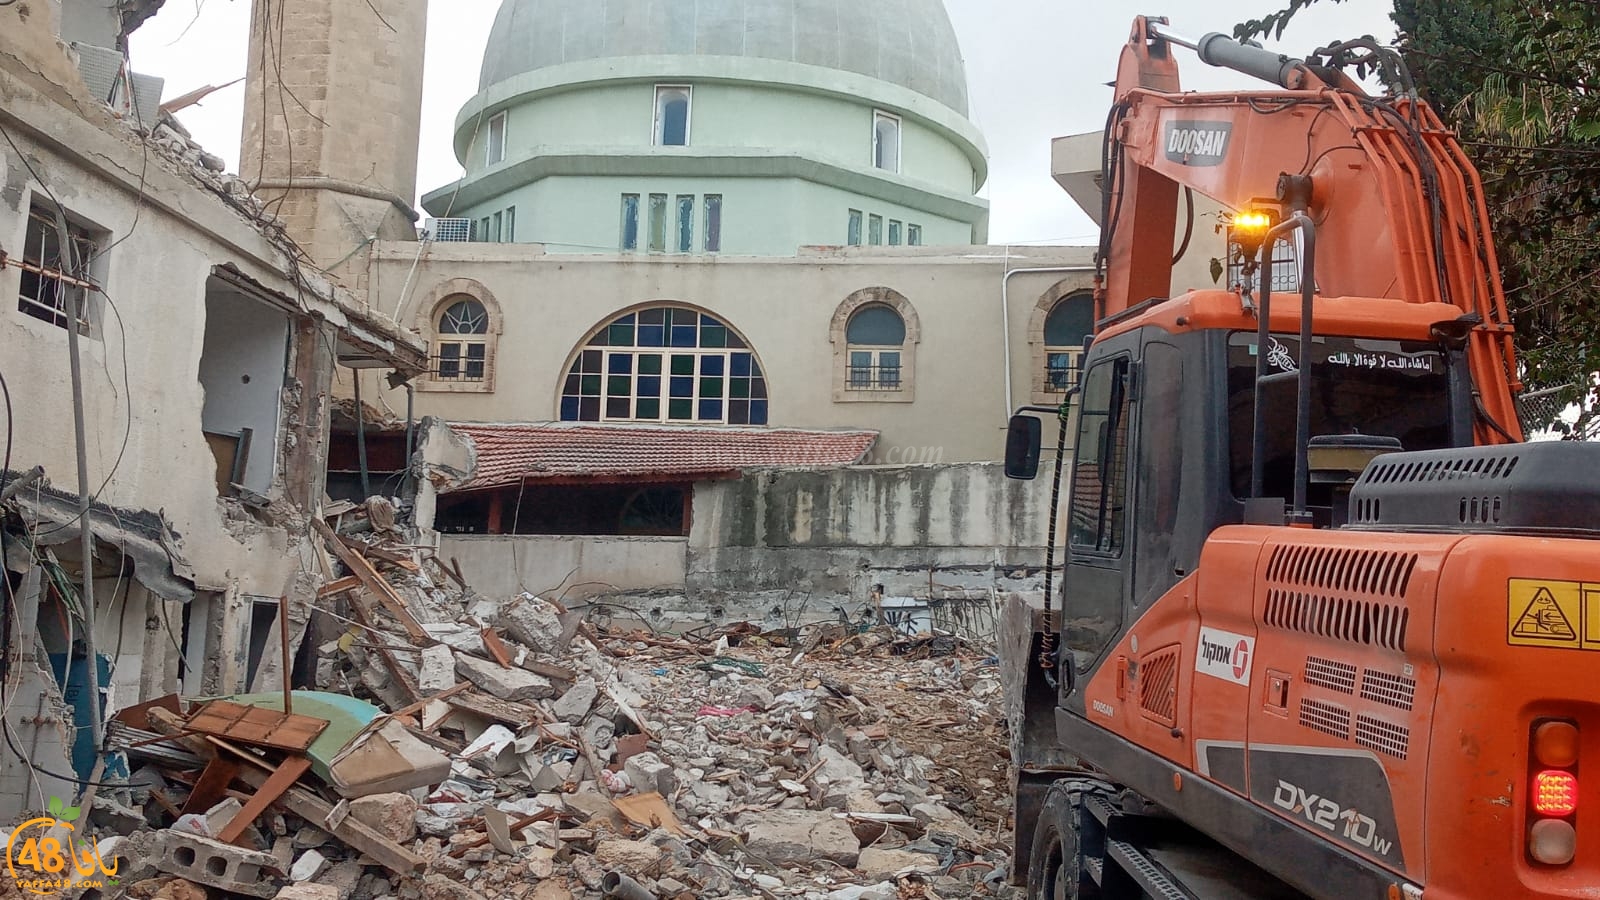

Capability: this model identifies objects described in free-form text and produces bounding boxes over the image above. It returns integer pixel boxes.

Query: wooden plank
[216,755,312,845]
[317,576,363,597]
[338,535,420,571]
[446,811,556,858]
[312,519,428,642]
[179,756,241,815]
[386,682,471,722]
[480,628,513,668]
[444,690,542,728]
[523,659,578,683]
[233,765,427,877]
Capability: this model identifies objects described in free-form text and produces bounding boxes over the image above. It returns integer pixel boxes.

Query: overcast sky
[129,0,1395,245]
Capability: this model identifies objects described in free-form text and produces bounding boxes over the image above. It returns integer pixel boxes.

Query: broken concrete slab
[455,653,556,702]
[496,594,573,655]
[740,809,861,867]
[348,792,419,844]
[856,847,941,879]
[419,644,457,692]
[273,886,340,900]
[551,676,598,723]
[594,839,663,872]
[156,830,282,898]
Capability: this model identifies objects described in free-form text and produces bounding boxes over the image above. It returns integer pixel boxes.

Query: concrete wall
[369,243,1096,463]
[457,174,972,256]
[440,534,688,599]
[688,463,1060,603]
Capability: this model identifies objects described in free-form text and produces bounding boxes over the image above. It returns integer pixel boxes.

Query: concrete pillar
[239,0,428,290]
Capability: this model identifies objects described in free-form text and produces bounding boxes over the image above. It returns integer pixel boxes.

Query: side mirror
[1005,414,1043,480]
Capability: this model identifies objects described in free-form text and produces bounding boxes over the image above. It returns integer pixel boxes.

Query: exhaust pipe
[602,871,657,900]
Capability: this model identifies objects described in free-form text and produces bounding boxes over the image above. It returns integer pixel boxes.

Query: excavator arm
[1098,17,1522,442]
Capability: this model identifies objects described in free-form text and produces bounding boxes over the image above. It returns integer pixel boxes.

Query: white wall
[198,283,291,493]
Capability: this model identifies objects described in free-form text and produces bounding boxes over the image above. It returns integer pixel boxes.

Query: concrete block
[290,849,328,881]
[348,792,419,844]
[622,752,676,796]
[496,595,570,655]
[156,829,282,898]
[455,654,555,702]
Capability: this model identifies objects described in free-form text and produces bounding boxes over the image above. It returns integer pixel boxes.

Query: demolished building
[0,0,426,816]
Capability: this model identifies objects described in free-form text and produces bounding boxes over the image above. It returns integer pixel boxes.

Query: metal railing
[847,365,903,391]
[430,355,486,382]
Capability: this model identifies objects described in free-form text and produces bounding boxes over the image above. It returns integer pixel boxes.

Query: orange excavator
[1001,16,1597,900]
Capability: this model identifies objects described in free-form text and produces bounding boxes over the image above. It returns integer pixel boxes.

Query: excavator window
[1069,355,1132,554]
[1225,332,1452,504]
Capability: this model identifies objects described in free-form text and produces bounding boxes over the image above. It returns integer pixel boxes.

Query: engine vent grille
[1304,656,1358,694]
[1459,495,1504,525]
[1300,699,1352,739]
[1138,647,1179,728]
[1363,453,1520,485]
[1265,590,1409,652]
[1355,714,1411,760]
[1360,669,1417,711]
[1266,545,1418,598]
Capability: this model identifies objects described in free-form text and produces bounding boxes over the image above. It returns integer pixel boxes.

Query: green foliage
[1239,0,1600,437]
[46,796,80,823]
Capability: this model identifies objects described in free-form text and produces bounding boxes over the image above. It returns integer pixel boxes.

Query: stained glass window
[561,307,768,425]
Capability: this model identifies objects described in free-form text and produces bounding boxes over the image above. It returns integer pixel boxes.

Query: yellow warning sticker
[1507,579,1600,650]
[1509,581,1580,645]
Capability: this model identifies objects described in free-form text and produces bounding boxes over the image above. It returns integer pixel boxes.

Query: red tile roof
[448,423,878,491]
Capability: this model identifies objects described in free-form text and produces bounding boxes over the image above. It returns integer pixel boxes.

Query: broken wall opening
[198,275,291,497]
[436,482,690,537]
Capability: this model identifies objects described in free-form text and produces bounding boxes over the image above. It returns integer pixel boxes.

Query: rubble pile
[67,500,1017,900]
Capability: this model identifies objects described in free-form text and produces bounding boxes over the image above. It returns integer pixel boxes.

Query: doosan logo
[1164,121,1233,167]
[1195,626,1254,686]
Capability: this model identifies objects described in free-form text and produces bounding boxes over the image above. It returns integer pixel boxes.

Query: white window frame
[485,111,507,166]
[872,110,902,173]
[654,85,693,147]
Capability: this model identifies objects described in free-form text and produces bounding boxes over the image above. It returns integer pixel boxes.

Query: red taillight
[1533,770,1578,817]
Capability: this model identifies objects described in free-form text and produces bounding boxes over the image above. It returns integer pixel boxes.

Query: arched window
[1044,293,1094,394]
[654,85,691,146]
[560,306,768,425]
[830,287,920,403]
[434,298,489,382]
[846,305,906,390]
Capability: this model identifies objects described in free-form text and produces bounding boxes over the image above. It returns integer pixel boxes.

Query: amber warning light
[1533,770,1578,817]
[1233,210,1273,233]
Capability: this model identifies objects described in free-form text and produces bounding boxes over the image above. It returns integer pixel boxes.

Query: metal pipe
[601,871,657,900]
[1248,213,1317,521]
[1000,262,1098,418]
[401,383,415,501]
[353,373,371,499]
[1149,22,1308,89]
[51,207,104,766]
